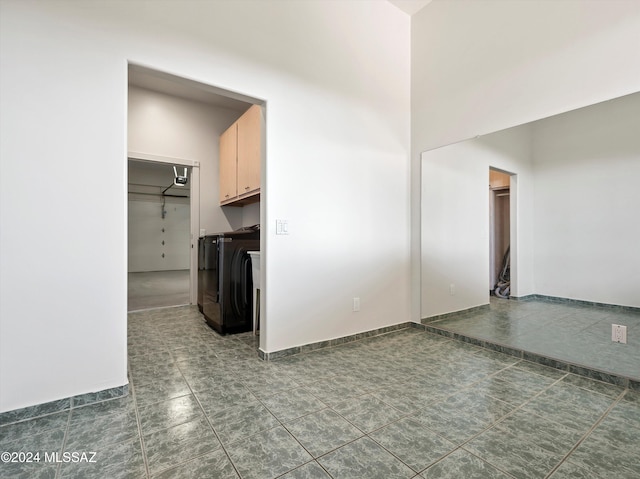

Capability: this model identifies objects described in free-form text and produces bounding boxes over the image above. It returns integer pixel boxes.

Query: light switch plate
[276,219,289,235]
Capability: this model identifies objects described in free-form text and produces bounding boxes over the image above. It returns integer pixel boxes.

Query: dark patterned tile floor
[1,305,638,478]
[427,297,639,381]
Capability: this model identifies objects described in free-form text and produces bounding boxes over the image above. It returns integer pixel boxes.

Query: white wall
[421,126,534,318]
[128,86,245,235]
[242,203,260,228]
[0,0,410,411]
[412,0,640,152]
[532,93,640,307]
[421,91,640,318]
[411,0,640,321]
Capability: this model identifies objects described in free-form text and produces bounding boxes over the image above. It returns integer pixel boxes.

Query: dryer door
[229,247,252,324]
[203,236,221,331]
[221,242,255,333]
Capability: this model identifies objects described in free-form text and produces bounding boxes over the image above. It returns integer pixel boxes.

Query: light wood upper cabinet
[219,104,262,206]
[489,169,510,189]
[219,123,237,203]
[237,105,261,198]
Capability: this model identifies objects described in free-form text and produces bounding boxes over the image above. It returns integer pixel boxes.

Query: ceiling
[387,0,433,15]
[128,64,253,113]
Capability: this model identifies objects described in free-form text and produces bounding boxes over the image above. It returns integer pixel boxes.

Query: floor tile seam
[218,421,314,477]
[291,385,378,411]
[428,323,636,386]
[257,397,332,425]
[491,398,592,440]
[0,415,71,448]
[275,405,334,427]
[50,406,72,479]
[554,377,628,401]
[265,325,414,361]
[186,377,243,479]
[278,416,360,463]
[146,449,228,478]
[459,441,555,478]
[481,362,618,403]
[272,459,333,479]
[438,360,525,397]
[425,445,518,479]
[0,406,74,428]
[474,364,557,393]
[459,423,570,477]
[364,428,458,475]
[541,387,629,479]
[536,384,625,415]
[129,367,151,479]
[446,372,571,455]
[316,394,416,441]
[309,434,374,464]
[492,371,567,416]
[511,360,573,383]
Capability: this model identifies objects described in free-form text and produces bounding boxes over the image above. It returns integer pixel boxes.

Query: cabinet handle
[225,194,230,198]
[245,186,250,190]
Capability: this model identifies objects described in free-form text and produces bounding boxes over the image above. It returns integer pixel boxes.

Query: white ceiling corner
[387,0,433,16]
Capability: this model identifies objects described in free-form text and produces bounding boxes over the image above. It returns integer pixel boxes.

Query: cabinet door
[237,104,261,197]
[219,123,237,204]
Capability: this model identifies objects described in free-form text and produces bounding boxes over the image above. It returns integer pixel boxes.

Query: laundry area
[127,65,262,337]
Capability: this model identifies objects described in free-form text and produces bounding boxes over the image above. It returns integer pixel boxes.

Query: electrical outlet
[612,324,627,344]
[352,297,360,312]
[449,284,456,296]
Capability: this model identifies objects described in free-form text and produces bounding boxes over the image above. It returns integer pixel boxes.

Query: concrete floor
[128,270,190,312]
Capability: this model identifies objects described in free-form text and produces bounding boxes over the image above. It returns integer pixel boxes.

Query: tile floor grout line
[430,322,637,387]
[353,361,533,478]
[268,371,428,475]
[415,370,573,477]
[542,387,629,479]
[364,423,458,477]
[296,369,482,477]
[128,370,151,479]
[459,369,627,479]
[174,357,245,479]
[52,407,72,479]
[417,445,518,479]
[119,305,637,479]
[430,298,640,383]
[243,372,344,477]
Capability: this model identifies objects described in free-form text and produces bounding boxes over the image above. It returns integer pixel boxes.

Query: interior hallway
[1,306,638,478]
[128,270,190,312]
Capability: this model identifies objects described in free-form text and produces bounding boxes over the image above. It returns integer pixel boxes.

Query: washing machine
[202,225,259,334]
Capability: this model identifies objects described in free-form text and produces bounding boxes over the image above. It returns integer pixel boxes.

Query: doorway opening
[126,63,266,350]
[127,158,198,311]
[489,168,512,299]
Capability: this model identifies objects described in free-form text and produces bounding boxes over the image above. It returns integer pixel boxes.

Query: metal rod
[128,191,189,199]
[162,182,175,195]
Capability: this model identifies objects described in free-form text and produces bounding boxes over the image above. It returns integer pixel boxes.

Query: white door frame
[488,166,517,298]
[127,151,200,305]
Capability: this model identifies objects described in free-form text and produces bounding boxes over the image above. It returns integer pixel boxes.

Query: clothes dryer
[203,225,259,334]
